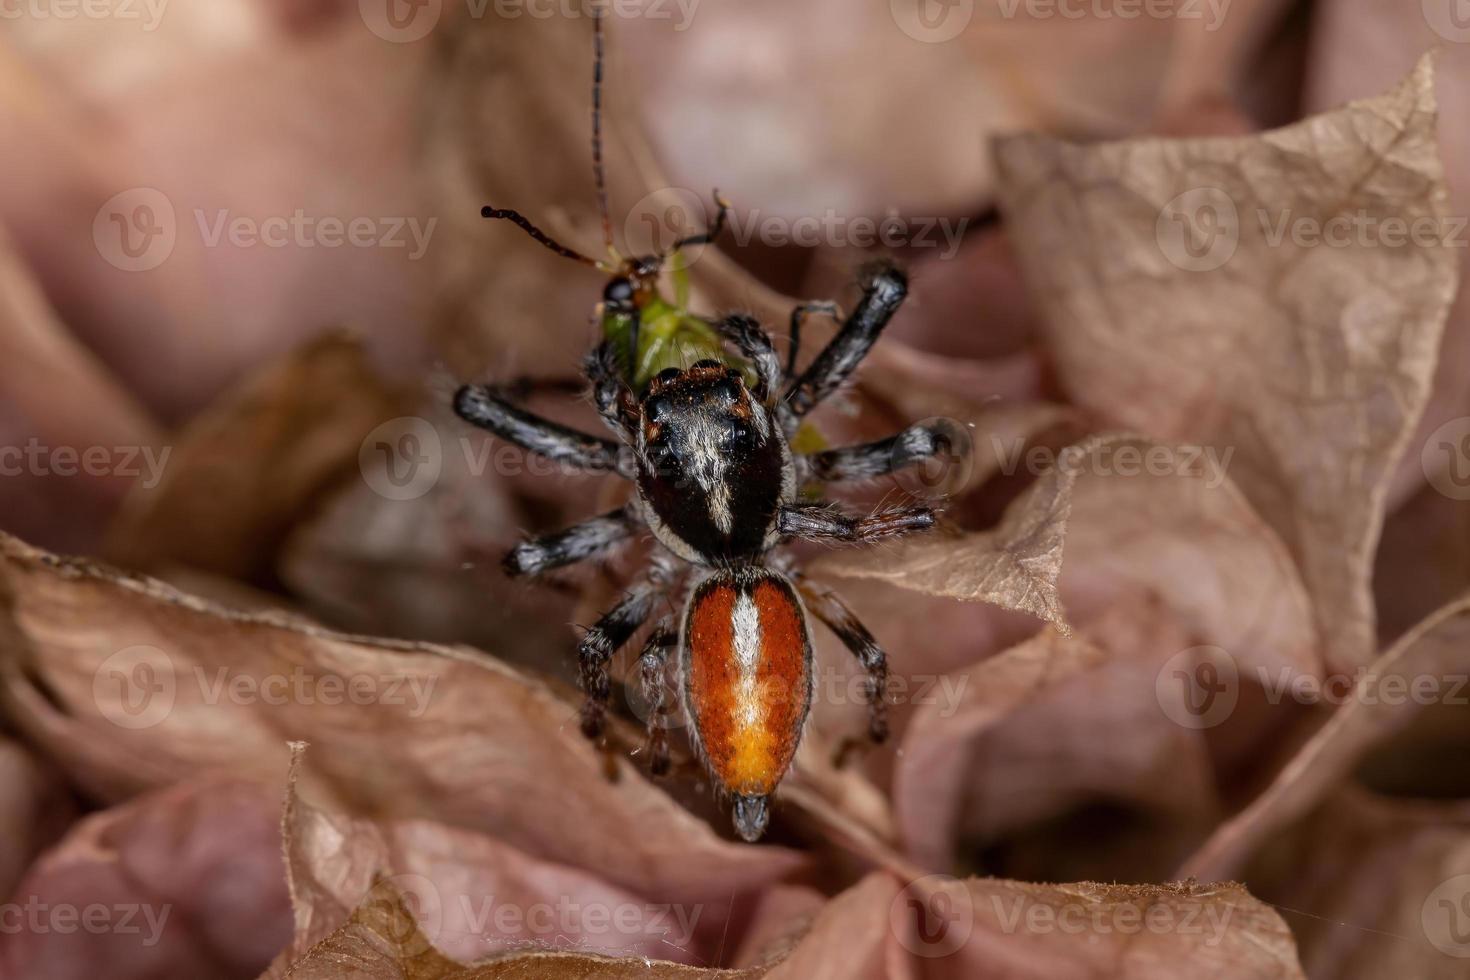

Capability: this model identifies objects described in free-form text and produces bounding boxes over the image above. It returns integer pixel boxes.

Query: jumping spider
[457,10,959,840]
[454,263,960,841]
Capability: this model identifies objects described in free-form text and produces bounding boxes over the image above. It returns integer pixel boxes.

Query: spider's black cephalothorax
[454,261,966,841]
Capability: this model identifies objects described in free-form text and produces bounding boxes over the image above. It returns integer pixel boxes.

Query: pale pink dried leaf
[1303,11,1470,514]
[0,777,290,980]
[0,220,163,552]
[1184,593,1470,881]
[0,531,804,903]
[812,435,1158,634]
[0,736,75,899]
[1239,788,1470,980]
[995,54,1459,674]
[279,880,762,980]
[922,877,1306,979]
[269,744,754,973]
[104,332,408,582]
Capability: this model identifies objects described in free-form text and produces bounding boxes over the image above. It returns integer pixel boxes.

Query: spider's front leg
[775,500,935,543]
[707,313,782,402]
[806,420,969,484]
[454,384,631,476]
[784,261,907,419]
[503,506,640,578]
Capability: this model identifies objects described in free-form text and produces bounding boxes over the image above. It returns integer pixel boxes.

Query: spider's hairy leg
[707,313,782,402]
[785,300,842,378]
[775,500,935,543]
[637,617,677,776]
[503,506,640,578]
[454,384,631,476]
[577,581,658,739]
[583,341,639,435]
[806,420,968,483]
[784,261,907,417]
[795,577,890,744]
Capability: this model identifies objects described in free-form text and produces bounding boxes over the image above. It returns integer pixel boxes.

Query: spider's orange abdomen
[683,569,812,838]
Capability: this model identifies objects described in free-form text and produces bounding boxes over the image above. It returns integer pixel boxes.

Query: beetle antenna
[669,190,731,253]
[591,8,614,254]
[480,206,610,271]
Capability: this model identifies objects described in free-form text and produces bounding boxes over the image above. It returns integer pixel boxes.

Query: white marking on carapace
[731,588,764,730]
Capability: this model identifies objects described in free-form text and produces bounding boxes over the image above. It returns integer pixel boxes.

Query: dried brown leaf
[1236,787,1470,980]
[269,744,764,973]
[919,877,1306,979]
[0,736,74,899]
[105,333,408,583]
[0,531,804,901]
[810,435,1105,633]
[0,777,289,979]
[995,54,1459,674]
[0,222,163,552]
[1184,592,1470,881]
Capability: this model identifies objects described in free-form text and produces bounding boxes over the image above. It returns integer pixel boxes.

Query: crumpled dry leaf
[281,878,752,980]
[810,434,1111,634]
[994,55,1459,675]
[0,776,290,980]
[0,531,805,900]
[283,867,1305,980]
[0,736,74,900]
[104,333,409,584]
[1233,786,1470,980]
[1303,4,1470,515]
[269,743,778,974]
[1184,592,1470,881]
[0,20,433,420]
[0,221,163,553]
[889,435,1320,880]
